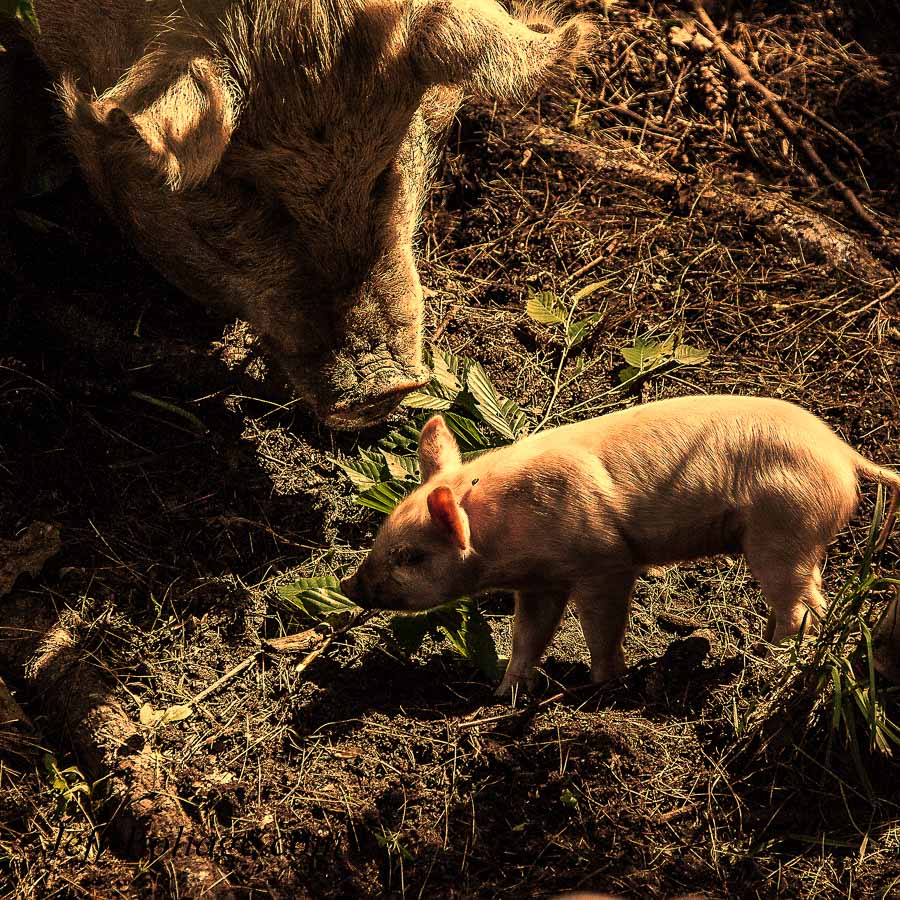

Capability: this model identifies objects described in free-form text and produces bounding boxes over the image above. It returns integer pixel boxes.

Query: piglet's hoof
[494,670,537,700]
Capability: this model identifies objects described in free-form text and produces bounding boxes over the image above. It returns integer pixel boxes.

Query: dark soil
[1,2,899,897]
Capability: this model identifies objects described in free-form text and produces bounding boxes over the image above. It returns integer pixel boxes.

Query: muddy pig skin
[23,1,593,429]
[340,395,900,696]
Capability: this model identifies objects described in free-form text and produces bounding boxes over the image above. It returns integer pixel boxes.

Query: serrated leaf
[567,311,604,348]
[673,344,710,365]
[621,341,667,370]
[466,362,521,440]
[278,575,358,618]
[442,412,491,450]
[380,425,421,456]
[618,365,641,384]
[436,599,501,680]
[401,390,456,410]
[430,347,462,394]
[526,290,567,326]
[380,450,418,481]
[571,281,607,302]
[389,611,439,654]
[336,449,386,490]
[356,480,410,515]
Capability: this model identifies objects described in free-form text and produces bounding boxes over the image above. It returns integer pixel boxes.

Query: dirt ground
[1,1,899,897]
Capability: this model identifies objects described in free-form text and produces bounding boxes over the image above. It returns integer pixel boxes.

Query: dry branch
[689,0,884,236]
[502,120,892,286]
[0,594,234,896]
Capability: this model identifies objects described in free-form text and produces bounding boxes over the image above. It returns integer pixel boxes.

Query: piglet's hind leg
[747,544,827,643]
[496,589,568,698]
[572,573,636,683]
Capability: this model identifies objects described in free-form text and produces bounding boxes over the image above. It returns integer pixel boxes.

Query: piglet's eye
[391,547,427,567]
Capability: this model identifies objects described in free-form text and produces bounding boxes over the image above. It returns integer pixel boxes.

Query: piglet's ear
[418,415,461,482]
[427,486,470,552]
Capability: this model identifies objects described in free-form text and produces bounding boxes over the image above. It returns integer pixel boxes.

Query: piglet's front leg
[571,573,636,683]
[496,588,568,698]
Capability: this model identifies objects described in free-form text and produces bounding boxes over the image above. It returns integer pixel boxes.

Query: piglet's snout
[340,572,368,608]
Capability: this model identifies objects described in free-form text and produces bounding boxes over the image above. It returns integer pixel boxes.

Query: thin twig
[186,610,376,708]
[458,681,607,730]
[690,0,884,236]
[431,305,458,343]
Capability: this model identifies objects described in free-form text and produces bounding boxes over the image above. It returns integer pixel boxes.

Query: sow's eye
[390,546,427,568]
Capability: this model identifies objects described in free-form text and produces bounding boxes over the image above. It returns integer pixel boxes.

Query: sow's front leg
[571,573,637,683]
[495,589,568,698]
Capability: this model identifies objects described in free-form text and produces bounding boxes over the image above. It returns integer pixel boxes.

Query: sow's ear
[427,486,471,552]
[411,0,595,100]
[60,53,239,190]
[419,415,462,482]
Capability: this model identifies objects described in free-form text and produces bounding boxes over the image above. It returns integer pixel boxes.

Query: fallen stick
[689,0,884,236]
[0,594,233,896]
[501,120,892,286]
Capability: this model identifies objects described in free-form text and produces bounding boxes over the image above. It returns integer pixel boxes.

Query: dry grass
[1,1,899,897]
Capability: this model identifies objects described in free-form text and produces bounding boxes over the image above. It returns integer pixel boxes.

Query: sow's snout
[317,361,429,430]
[277,279,430,429]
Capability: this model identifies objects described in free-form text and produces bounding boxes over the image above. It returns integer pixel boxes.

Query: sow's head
[60,0,593,428]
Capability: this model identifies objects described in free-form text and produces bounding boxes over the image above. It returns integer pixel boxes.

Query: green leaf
[380,450,418,481]
[401,391,456,410]
[466,361,523,441]
[618,365,641,384]
[278,575,358,618]
[430,347,463,394]
[1,0,39,29]
[621,341,665,370]
[526,290,567,326]
[567,311,604,348]
[437,599,501,680]
[673,344,710,365]
[356,480,410,515]
[442,412,491,451]
[336,449,386,490]
[379,425,421,456]
[389,613,438,654]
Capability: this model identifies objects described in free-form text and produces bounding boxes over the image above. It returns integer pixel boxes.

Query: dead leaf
[0,522,62,597]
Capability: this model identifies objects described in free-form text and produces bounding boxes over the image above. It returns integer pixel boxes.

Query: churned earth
[1,1,899,897]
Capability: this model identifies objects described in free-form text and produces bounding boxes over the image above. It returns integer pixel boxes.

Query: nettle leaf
[466,362,524,441]
[336,449,386,490]
[673,344,710,366]
[443,411,491,451]
[526,290,567,326]
[621,341,665,370]
[430,347,463,394]
[278,575,357,618]
[380,450,418,482]
[379,424,420,456]
[389,613,439,654]
[401,390,456,410]
[2,0,38,30]
[437,599,501,680]
[402,347,464,410]
[356,480,410,515]
[567,311,604,348]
